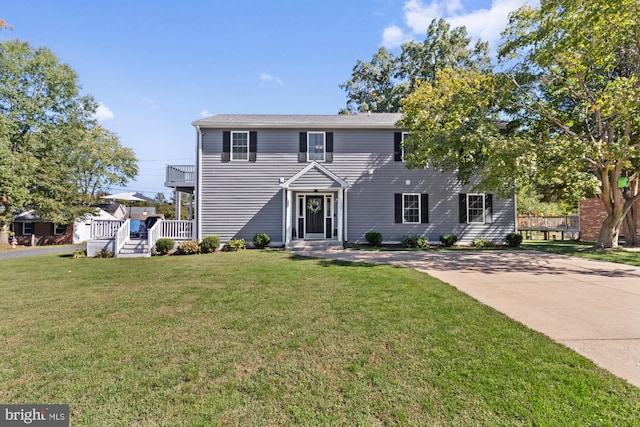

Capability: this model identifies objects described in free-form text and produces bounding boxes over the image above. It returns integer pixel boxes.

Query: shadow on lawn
[289,249,640,279]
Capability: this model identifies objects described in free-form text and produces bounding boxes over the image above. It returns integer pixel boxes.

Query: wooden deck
[518,215,580,240]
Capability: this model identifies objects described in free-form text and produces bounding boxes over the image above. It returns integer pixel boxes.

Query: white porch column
[337,188,344,242]
[175,190,182,220]
[285,189,293,243]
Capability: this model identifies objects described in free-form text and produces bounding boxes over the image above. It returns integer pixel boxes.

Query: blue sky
[2,0,534,198]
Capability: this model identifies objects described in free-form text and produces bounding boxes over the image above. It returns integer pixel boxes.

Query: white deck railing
[165,165,195,187]
[91,219,125,239]
[147,221,163,255]
[162,220,194,240]
[115,219,130,255]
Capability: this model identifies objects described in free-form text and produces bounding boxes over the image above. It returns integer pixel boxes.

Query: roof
[192,113,403,129]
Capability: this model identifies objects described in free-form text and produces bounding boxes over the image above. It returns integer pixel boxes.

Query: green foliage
[94,249,114,258]
[439,234,458,247]
[252,233,270,249]
[340,19,490,114]
[400,234,429,249]
[72,249,86,259]
[200,236,220,253]
[175,240,200,255]
[155,238,175,255]
[365,231,383,247]
[471,238,496,249]
[222,238,247,252]
[505,233,523,248]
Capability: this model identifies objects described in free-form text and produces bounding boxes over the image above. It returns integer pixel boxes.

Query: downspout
[196,125,203,241]
[344,187,349,243]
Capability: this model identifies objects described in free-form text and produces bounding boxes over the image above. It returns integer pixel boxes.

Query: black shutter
[249,131,257,162]
[459,194,467,223]
[325,132,333,162]
[485,194,493,223]
[395,193,403,223]
[394,132,402,161]
[222,131,231,162]
[421,194,429,223]
[299,132,307,162]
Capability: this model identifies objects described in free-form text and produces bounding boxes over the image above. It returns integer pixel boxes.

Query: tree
[340,19,491,114]
[400,1,640,249]
[498,0,640,248]
[0,39,137,245]
[72,125,138,202]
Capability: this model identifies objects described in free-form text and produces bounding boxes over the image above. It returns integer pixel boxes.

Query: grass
[522,240,640,266]
[1,250,638,426]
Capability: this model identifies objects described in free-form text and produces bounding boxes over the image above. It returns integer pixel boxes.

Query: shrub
[73,249,86,259]
[222,238,247,252]
[155,238,175,255]
[505,233,524,248]
[471,237,496,248]
[400,234,429,249]
[94,249,114,258]
[200,236,221,253]
[253,233,271,249]
[365,231,383,247]
[175,240,201,255]
[439,234,458,247]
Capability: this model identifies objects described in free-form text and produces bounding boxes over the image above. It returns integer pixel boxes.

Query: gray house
[181,113,516,247]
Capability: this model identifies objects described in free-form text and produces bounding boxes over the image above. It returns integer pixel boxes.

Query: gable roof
[192,113,402,129]
[281,162,349,189]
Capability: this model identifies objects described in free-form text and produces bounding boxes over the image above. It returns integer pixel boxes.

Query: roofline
[191,114,402,130]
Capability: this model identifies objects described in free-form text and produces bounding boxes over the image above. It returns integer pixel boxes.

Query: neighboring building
[580,197,640,243]
[12,210,73,245]
[174,113,516,247]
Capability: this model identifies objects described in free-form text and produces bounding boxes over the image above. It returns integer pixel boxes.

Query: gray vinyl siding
[199,127,516,244]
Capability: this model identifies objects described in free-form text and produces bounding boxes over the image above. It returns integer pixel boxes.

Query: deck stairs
[117,238,150,258]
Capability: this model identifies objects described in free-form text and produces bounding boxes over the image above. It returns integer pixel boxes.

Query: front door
[305,196,324,235]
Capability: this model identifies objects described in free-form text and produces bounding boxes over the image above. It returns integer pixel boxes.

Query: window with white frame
[54,224,66,235]
[467,194,485,223]
[403,193,420,224]
[401,132,411,161]
[23,222,33,235]
[308,132,325,161]
[231,131,249,160]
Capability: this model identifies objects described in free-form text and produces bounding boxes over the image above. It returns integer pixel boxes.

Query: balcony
[165,165,195,191]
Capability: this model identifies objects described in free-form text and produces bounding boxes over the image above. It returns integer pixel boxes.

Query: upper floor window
[231,131,249,161]
[401,132,411,162]
[308,132,325,162]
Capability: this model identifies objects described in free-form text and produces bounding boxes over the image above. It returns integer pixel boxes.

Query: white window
[401,132,411,162]
[23,222,33,235]
[54,224,66,235]
[308,132,325,161]
[231,131,249,160]
[467,194,485,224]
[403,193,420,224]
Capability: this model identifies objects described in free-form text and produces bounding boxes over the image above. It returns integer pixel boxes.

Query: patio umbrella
[101,192,155,217]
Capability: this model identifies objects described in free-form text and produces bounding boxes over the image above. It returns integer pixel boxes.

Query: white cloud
[382,25,411,49]
[383,0,537,49]
[94,102,114,122]
[141,97,159,110]
[199,109,211,118]
[259,72,284,85]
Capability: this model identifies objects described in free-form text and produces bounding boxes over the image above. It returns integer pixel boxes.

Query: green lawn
[522,240,640,266]
[1,250,638,426]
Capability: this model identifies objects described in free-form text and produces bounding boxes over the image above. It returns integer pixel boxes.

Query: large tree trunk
[0,223,8,246]
[596,214,623,248]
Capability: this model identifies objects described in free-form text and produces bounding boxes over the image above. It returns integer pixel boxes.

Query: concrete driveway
[295,248,640,388]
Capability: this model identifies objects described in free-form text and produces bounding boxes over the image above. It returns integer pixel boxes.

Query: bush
[94,249,114,258]
[439,234,458,247]
[175,240,201,255]
[200,236,221,253]
[400,234,429,249]
[471,237,496,248]
[222,238,247,252]
[155,238,175,255]
[73,249,86,259]
[253,233,271,249]
[505,233,524,248]
[365,231,383,247]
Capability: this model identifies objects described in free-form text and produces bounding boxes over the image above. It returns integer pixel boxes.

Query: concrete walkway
[295,249,640,388]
